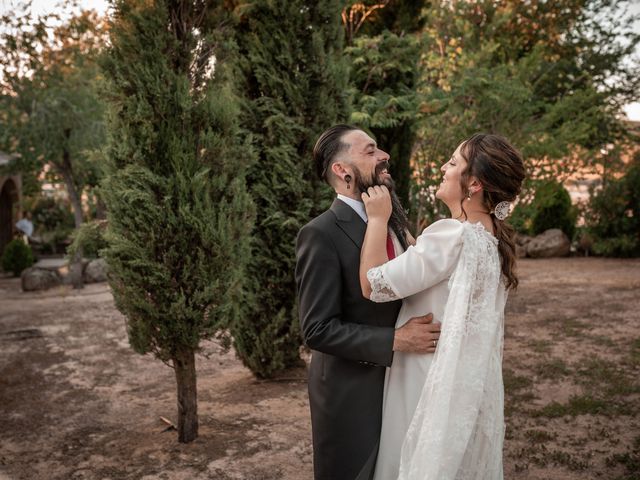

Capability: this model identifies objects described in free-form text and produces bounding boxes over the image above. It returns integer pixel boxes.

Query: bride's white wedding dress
[368,219,506,480]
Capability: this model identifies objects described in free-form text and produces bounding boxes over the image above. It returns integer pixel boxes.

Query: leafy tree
[412,0,640,226]
[585,151,640,256]
[345,0,427,208]
[0,2,107,287]
[228,0,350,378]
[100,0,254,442]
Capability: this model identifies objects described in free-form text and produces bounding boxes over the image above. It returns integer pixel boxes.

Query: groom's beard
[354,163,411,250]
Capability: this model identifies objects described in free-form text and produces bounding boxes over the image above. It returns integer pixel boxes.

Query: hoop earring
[345,174,352,189]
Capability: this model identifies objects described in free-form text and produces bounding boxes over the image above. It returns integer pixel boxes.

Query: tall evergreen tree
[345,0,427,209]
[100,0,254,442]
[228,0,350,378]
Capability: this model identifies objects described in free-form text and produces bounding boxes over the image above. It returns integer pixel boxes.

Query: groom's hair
[313,124,360,184]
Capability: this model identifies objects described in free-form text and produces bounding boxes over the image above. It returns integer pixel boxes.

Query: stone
[526,229,571,258]
[83,258,108,283]
[514,233,534,247]
[21,267,61,291]
[514,233,533,258]
[516,244,528,258]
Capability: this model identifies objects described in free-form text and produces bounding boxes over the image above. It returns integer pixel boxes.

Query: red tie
[386,233,396,260]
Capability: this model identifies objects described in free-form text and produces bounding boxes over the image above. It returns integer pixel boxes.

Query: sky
[1,0,639,120]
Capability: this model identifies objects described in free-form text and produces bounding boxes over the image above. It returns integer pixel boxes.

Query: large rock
[514,233,534,258]
[21,267,61,291]
[514,233,534,247]
[526,229,571,258]
[516,244,528,258]
[83,258,108,283]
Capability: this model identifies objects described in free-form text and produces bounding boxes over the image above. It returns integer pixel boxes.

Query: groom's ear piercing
[345,174,352,189]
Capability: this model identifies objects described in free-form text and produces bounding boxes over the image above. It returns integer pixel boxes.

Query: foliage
[229,0,350,378]
[412,0,640,226]
[30,196,74,230]
[0,0,109,287]
[530,181,577,239]
[101,0,254,441]
[27,195,75,254]
[67,219,108,260]
[345,0,427,208]
[509,202,536,236]
[0,2,107,227]
[584,153,640,257]
[1,239,34,277]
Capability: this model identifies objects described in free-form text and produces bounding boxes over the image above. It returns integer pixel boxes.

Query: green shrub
[67,220,108,260]
[531,180,577,239]
[585,155,640,257]
[1,239,34,276]
[31,196,75,231]
[29,196,75,254]
[509,201,536,235]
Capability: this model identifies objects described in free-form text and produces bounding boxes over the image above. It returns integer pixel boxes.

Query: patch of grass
[534,357,570,379]
[575,357,640,396]
[604,302,630,313]
[533,394,628,418]
[504,367,537,416]
[606,283,640,293]
[605,435,640,480]
[503,368,533,393]
[547,450,592,471]
[525,445,592,471]
[630,338,640,367]
[557,317,590,337]
[524,429,556,444]
[588,335,618,347]
[538,315,590,337]
[527,339,553,354]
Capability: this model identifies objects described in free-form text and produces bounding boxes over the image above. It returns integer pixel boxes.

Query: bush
[29,196,75,254]
[67,220,108,260]
[530,181,577,239]
[1,239,34,276]
[31,196,75,231]
[509,201,536,235]
[585,156,640,257]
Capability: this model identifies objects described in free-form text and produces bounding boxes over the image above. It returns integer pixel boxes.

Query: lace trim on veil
[397,221,505,480]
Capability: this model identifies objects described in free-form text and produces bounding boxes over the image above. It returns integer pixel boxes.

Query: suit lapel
[331,198,367,250]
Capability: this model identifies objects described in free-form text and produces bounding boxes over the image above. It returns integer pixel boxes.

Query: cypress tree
[229,0,350,378]
[100,0,254,442]
[345,0,427,209]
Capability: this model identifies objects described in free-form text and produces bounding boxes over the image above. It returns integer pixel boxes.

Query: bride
[359,133,526,480]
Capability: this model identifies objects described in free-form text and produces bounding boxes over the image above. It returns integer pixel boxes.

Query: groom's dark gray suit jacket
[295,198,402,480]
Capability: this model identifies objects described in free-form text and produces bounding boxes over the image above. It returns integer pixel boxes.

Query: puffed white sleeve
[367,219,465,302]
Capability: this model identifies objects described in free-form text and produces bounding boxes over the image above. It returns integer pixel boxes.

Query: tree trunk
[59,140,84,289]
[173,348,198,443]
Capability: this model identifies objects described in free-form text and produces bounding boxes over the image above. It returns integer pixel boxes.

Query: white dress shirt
[336,194,404,255]
[337,194,368,223]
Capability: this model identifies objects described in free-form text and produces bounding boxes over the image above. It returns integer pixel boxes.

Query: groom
[295,125,440,480]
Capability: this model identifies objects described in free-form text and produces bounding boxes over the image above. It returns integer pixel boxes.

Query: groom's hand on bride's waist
[393,313,440,354]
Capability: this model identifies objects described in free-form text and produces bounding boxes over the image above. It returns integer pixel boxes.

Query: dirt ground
[0,257,638,480]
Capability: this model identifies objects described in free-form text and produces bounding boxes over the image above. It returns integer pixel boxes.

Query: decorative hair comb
[492,201,511,221]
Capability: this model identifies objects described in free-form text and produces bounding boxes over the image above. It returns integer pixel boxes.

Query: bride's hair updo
[459,133,526,290]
